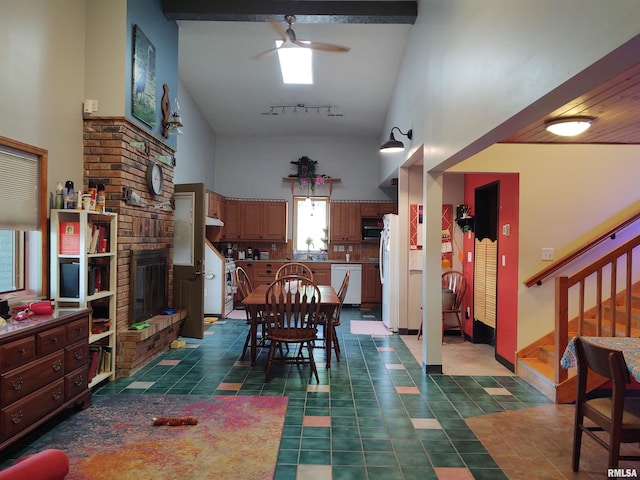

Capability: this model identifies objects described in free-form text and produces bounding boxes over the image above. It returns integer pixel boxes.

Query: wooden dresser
[0,308,92,451]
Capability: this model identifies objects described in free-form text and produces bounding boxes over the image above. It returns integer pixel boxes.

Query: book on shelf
[88,224,108,254]
[59,221,80,254]
[88,346,101,381]
[60,262,80,298]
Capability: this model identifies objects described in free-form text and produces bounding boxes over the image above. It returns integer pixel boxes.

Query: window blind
[0,146,39,230]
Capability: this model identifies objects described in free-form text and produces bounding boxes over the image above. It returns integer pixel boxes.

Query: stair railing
[525,209,640,288]
[554,234,640,384]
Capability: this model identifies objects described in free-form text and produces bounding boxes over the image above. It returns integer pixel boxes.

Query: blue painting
[132,25,156,127]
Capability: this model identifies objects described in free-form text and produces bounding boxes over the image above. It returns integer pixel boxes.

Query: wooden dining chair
[316,269,350,362]
[275,262,314,281]
[572,337,640,471]
[235,266,267,361]
[263,275,321,383]
[441,270,466,340]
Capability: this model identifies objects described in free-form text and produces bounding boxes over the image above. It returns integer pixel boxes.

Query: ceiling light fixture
[544,117,594,137]
[276,40,313,84]
[380,127,413,153]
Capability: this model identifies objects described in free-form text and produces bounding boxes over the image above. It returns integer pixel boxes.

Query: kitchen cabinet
[360,202,397,217]
[361,263,382,305]
[0,309,92,451]
[305,262,331,286]
[207,191,224,221]
[222,200,287,242]
[222,199,242,240]
[330,202,361,243]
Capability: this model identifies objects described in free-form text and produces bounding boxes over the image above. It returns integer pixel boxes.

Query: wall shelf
[283,177,341,195]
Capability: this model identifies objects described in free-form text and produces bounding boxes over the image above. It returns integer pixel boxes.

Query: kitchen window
[0,137,48,298]
[293,196,328,254]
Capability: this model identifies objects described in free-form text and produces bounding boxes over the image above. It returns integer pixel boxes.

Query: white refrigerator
[380,213,399,332]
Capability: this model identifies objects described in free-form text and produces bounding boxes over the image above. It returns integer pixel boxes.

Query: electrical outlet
[333,245,338,252]
[348,245,353,252]
[541,248,554,261]
[271,243,276,251]
[338,245,345,252]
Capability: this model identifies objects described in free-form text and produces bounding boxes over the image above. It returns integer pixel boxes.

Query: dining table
[241,283,341,368]
[561,336,640,381]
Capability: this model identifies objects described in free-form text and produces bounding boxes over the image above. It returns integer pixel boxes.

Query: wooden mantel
[283,177,341,195]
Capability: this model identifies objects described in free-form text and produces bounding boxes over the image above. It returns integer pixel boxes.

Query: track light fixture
[380,127,413,153]
[261,104,343,117]
[544,117,594,137]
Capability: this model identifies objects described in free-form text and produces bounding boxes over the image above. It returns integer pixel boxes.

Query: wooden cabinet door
[330,203,361,243]
[223,199,242,240]
[242,201,263,240]
[307,263,331,285]
[207,191,223,219]
[262,201,287,241]
[362,263,382,303]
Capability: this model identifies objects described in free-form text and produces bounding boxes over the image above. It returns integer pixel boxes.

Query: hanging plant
[289,156,329,192]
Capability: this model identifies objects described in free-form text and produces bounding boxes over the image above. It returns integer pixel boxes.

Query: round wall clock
[146,161,163,195]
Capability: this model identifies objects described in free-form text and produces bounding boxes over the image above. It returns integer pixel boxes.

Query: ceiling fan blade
[252,47,279,60]
[291,39,350,53]
[266,16,288,43]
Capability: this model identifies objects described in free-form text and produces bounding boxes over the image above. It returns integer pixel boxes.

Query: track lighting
[261,104,343,117]
[380,127,413,153]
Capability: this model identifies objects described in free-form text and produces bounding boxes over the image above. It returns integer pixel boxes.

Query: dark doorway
[473,182,499,345]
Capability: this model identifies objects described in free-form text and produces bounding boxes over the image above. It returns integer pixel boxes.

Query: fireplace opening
[130,248,169,325]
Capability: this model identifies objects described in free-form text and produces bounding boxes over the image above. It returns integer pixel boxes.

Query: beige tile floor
[399,333,514,376]
[400,333,640,478]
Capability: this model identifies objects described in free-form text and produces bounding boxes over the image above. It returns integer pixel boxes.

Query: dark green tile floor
[6,308,552,479]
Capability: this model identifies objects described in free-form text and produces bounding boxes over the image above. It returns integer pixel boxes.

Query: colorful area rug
[350,320,392,335]
[19,395,287,480]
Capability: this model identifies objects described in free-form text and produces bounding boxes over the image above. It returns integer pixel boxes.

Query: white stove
[224,258,236,316]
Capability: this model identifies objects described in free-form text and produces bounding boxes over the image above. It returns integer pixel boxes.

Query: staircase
[516,233,640,404]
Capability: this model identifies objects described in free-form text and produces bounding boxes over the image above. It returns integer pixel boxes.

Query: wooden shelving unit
[283,177,341,195]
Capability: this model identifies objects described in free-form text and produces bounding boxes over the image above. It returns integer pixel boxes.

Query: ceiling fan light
[545,117,594,136]
[276,40,313,84]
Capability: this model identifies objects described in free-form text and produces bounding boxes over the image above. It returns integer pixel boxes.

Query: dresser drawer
[0,378,65,441]
[0,351,65,407]
[66,317,89,344]
[0,336,35,373]
[36,326,65,356]
[65,365,88,400]
[65,341,89,373]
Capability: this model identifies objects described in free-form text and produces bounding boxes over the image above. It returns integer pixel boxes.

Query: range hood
[206,216,224,227]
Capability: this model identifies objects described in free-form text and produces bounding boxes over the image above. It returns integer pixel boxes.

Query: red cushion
[0,449,69,480]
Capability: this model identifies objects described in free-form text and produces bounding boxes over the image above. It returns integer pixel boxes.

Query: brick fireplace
[83,117,184,377]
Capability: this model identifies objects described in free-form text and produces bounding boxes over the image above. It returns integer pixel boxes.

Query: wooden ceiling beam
[162,0,417,24]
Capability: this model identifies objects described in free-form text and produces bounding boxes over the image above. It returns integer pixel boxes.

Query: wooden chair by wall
[263,275,321,382]
[441,270,466,340]
[235,266,266,361]
[572,337,640,471]
[275,262,314,281]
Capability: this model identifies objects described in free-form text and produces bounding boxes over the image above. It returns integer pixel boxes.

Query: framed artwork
[132,25,156,127]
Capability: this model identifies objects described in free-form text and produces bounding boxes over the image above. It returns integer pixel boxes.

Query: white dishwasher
[331,264,362,305]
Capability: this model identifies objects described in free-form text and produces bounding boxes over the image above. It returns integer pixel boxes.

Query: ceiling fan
[253,15,350,59]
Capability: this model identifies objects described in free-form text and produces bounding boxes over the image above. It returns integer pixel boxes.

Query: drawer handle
[76,326,81,332]
[19,348,26,355]
[11,377,23,391]
[11,410,23,425]
[52,359,62,372]
[74,350,84,360]
[52,389,62,401]
[52,337,58,344]
[74,375,84,386]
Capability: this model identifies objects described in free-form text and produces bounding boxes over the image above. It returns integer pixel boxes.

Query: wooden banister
[524,209,640,287]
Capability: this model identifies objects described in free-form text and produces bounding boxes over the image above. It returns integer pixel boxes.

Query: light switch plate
[541,248,554,261]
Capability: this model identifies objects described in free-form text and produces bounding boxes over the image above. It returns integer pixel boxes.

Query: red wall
[462,174,519,366]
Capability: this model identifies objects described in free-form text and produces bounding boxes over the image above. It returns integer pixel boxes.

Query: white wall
[213,134,395,201]
[0,0,89,193]
[174,77,216,188]
[449,143,640,348]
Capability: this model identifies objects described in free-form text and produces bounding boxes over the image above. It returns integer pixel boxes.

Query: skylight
[276,41,313,85]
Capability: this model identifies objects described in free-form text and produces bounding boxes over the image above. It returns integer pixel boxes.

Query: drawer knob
[52,389,62,401]
[11,377,23,391]
[19,348,26,355]
[74,375,84,386]
[11,410,23,425]
[52,337,58,344]
[74,350,84,360]
[52,359,62,372]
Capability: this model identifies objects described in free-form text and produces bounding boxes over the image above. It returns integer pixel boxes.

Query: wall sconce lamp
[161,84,184,138]
[544,117,594,137]
[380,127,413,153]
